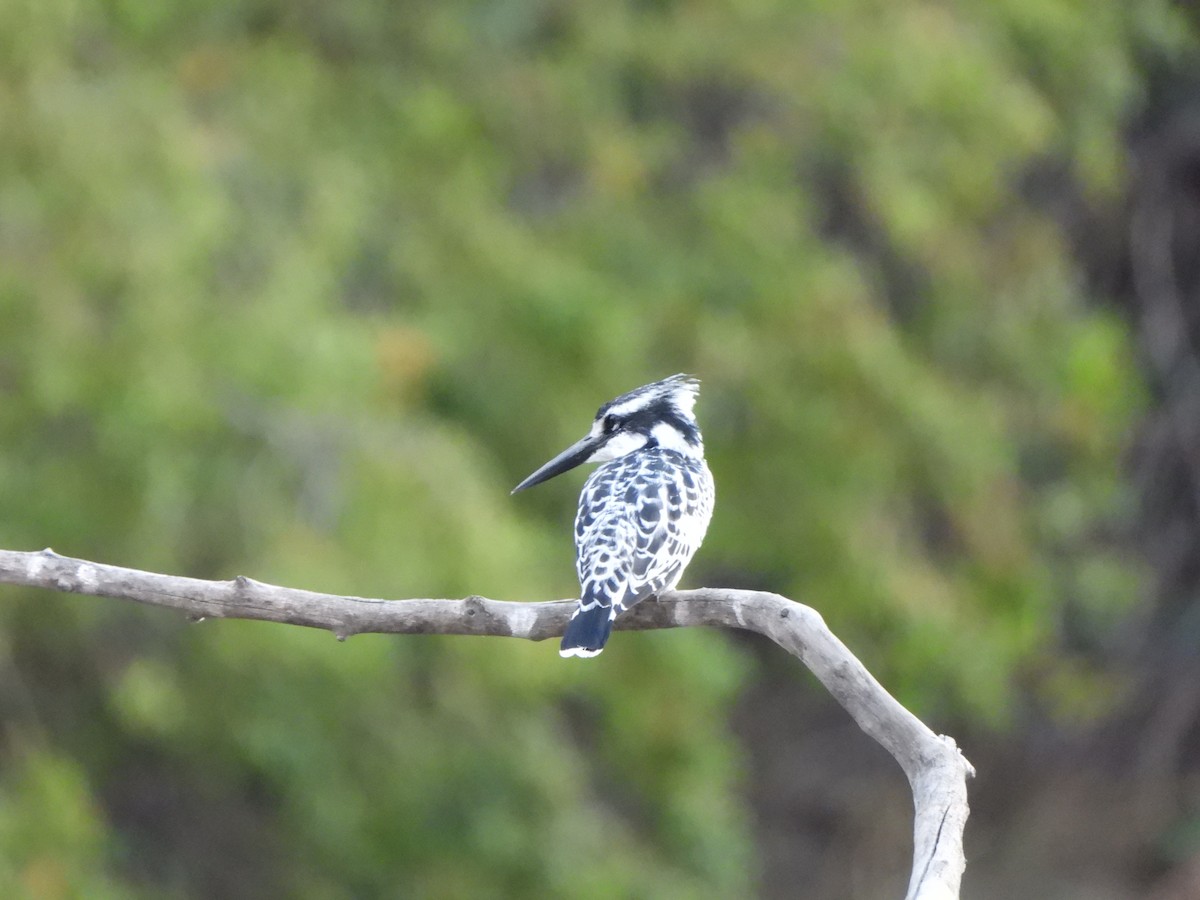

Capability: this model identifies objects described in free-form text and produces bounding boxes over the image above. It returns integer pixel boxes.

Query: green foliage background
[0,0,1182,895]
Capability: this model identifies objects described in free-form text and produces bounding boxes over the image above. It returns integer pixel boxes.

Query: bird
[511,374,715,658]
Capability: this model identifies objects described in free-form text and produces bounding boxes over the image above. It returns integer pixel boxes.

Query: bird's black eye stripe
[602,414,620,433]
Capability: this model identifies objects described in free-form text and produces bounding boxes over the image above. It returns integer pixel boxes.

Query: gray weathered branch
[0,546,973,899]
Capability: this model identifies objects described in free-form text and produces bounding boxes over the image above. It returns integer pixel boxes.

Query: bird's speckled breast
[573,448,714,613]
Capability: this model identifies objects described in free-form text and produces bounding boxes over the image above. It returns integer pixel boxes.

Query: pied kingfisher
[512,374,715,658]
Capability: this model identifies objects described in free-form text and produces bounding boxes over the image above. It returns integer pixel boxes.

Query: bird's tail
[560,602,614,658]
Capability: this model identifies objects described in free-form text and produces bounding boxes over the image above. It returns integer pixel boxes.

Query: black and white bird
[512,374,715,658]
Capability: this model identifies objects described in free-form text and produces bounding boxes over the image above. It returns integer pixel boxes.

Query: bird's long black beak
[511,433,606,494]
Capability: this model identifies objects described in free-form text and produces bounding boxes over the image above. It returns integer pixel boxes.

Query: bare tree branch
[0,546,973,899]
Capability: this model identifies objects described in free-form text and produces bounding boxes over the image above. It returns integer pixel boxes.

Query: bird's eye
[602,414,620,433]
